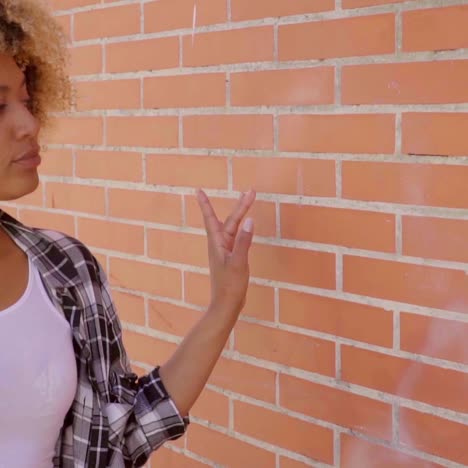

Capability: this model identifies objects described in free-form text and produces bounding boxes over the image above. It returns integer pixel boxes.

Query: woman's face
[0,52,41,202]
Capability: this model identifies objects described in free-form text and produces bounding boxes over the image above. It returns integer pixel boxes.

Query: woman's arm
[160,189,256,416]
[159,295,248,418]
[92,188,255,466]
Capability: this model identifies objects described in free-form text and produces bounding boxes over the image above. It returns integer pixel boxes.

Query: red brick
[240,283,276,322]
[403,216,468,263]
[191,388,229,427]
[403,113,468,156]
[19,209,75,236]
[40,149,73,177]
[123,330,176,365]
[235,321,335,376]
[184,115,273,150]
[108,189,182,226]
[146,154,228,189]
[149,300,202,337]
[107,37,179,73]
[107,116,178,148]
[46,117,103,146]
[280,458,314,468]
[234,401,334,462]
[75,79,140,111]
[232,157,336,198]
[403,5,468,52]
[76,150,142,183]
[74,5,140,40]
[46,183,105,215]
[183,27,274,67]
[280,114,395,154]
[344,255,468,314]
[279,290,393,348]
[280,374,392,439]
[343,61,468,104]
[342,346,468,413]
[279,15,395,60]
[281,204,395,252]
[231,68,334,106]
[187,424,276,468]
[144,74,225,109]
[400,408,468,465]
[250,243,335,289]
[109,257,182,299]
[112,291,145,327]
[147,229,207,267]
[151,447,207,468]
[69,45,102,76]
[343,161,468,209]
[341,434,443,468]
[145,0,226,32]
[209,357,276,402]
[232,0,333,20]
[400,313,468,366]
[78,217,144,255]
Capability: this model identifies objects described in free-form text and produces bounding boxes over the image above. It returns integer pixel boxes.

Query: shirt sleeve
[92,256,189,467]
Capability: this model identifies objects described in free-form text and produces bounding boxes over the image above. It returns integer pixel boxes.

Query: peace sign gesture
[196,188,256,316]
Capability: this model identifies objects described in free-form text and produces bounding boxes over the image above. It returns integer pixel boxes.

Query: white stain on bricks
[388,80,401,96]
[192,3,197,46]
[296,165,304,197]
[346,311,468,467]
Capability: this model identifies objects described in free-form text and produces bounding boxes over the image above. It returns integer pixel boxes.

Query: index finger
[196,189,221,239]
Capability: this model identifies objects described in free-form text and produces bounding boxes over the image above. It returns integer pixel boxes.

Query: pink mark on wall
[192,3,197,46]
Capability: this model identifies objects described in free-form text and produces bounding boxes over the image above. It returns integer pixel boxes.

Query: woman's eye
[0,99,33,114]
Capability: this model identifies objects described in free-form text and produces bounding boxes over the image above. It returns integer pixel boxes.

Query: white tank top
[0,257,78,468]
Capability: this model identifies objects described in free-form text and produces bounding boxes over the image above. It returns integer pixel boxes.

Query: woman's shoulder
[33,227,103,283]
[35,227,93,258]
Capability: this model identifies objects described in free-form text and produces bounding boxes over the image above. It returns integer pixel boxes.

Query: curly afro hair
[0,0,72,127]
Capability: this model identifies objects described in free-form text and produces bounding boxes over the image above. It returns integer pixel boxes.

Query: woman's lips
[12,150,41,169]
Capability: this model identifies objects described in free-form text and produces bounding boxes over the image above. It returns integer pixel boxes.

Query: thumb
[232,218,254,265]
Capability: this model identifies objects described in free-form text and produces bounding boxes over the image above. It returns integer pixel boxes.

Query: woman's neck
[0,225,19,259]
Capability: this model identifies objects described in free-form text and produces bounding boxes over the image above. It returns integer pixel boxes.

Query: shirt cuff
[140,366,190,443]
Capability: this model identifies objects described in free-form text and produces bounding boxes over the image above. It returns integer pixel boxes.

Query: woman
[0,1,255,467]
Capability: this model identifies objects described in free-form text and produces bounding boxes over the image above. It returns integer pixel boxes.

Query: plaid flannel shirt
[0,210,189,467]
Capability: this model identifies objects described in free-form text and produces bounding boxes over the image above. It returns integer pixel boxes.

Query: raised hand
[196,188,256,316]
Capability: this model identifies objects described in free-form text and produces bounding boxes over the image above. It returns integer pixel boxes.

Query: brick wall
[5,0,468,466]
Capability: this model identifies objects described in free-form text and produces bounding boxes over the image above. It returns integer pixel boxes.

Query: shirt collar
[0,209,90,353]
[0,208,81,290]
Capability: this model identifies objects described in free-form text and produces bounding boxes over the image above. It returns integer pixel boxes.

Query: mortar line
[394,309,401,352]
[55,0,467,21]
[392,403,400,444]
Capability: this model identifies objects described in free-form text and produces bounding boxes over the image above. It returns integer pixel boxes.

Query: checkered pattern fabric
[0,210,188,467]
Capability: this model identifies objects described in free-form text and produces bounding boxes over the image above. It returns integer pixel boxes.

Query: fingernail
[243,217,254,233]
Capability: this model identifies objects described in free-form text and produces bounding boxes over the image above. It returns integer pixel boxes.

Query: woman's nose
[13,103,40,141]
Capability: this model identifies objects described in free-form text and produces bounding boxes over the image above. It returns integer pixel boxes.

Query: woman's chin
[0,170,40,202]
